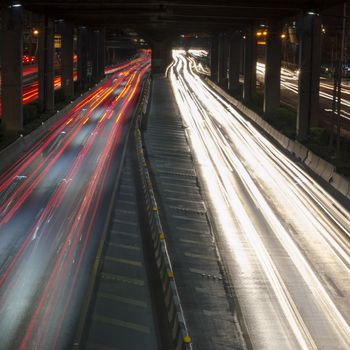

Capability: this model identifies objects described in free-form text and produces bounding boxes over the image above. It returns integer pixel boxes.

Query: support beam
[38,15,55,113]
[297,13,321,138]
[61,21,74,99]
[77,26,88,91]
[263,22,282,114]
[229,31,241,93]
[1,5,23,134]
[243,25,257,103]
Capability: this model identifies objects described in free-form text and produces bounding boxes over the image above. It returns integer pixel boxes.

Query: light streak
[170,50,350,350]
[0,53,151,348]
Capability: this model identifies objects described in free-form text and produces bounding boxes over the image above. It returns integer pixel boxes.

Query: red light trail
[0,55,150,349]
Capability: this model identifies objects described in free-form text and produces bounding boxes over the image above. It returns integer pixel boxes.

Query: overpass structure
[0,0,344,137]
[1,1,349,350]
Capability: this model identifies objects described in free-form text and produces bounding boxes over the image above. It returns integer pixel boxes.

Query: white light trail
[170,50,350,350]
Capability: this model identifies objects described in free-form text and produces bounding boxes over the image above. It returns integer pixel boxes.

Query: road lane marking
[108,242,140,251]
[98,292,147,307]
[105,256,142,267]
[101,272,144,286]
[93,315,150,334]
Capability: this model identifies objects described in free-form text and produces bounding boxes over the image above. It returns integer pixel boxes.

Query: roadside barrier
[135,79,192,350]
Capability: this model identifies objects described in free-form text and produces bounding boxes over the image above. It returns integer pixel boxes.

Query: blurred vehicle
[22,55,36,65]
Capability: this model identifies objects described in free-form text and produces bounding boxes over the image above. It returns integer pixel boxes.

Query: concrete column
[90,30,100,84]
[243,25,257,103]
[297,13,321,138]
[263,22,282,114]
[61,22,74,99]
[38,15,55,113]
[77,27,88,91]
[151,40,172,74]
[112,48,117,64]
[210,36,219,82]
[1,5,23,134]
[218,33,228,87]
[98,28,106,79]
[229,31,241,93]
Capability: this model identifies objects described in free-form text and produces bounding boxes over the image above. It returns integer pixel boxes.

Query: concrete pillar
[263,22,282,114]
[218,33,226,86]
[61,22,74,99]
[243,25,257,103]
[1,5,23,134]
[98,28,106,79]
[151,40,172,74]
[112,48,117,64]
[297,13,321,138]
[210,36,219,82]
[218,33,230,88]
[229,31,241,93]
[77,27,88,91]
[38,15,55,113]
[91,30,100,84]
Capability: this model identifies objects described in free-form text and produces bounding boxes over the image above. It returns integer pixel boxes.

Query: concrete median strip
[134,79,193,350]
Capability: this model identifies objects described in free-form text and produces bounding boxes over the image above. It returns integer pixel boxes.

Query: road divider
[135,78,192,350]
[206,78,350,201]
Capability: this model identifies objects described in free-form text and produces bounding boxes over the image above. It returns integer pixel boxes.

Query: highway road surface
[170,50,350,350]
[0,55,150,349]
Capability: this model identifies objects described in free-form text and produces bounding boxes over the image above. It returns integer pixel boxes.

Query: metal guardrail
[135,78,193,350]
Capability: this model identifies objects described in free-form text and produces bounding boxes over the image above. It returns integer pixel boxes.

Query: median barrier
[293,142,309,162]
[305,151,320,174]
[135,80,192,350]
[316,158,335,183]
[279,134,291,149]
[331,173,350,198]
